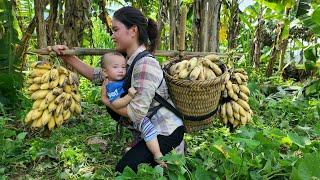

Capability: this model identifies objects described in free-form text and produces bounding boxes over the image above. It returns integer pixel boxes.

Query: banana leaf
[0,0,23,109]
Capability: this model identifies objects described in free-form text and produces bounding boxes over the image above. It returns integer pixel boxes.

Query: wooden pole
[30,48,242,58]
[178,5,187,59]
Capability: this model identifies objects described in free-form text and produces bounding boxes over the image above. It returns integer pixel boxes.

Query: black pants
[115,126,185,173]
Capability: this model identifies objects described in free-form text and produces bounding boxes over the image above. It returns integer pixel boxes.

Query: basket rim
[163,58,228,87]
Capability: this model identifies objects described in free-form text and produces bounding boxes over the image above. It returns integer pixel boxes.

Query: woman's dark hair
[113,6,158,53]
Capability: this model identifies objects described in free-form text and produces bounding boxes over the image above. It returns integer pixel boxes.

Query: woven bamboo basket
[163,58,227,132]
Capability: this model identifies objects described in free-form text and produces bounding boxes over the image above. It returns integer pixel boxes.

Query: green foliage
[0,0,23,109]
[116,165,165,180]
[1,0,320,179]
[300,79,320,97]
[0,102,130,179]
[116,84,320,179]
[118,122,319,179]
[91,17,115,49]
[115,86,320,179]
[1,68,319,179]
[299,5,320,36]
[296,0,312,17]
[291,152,320,179]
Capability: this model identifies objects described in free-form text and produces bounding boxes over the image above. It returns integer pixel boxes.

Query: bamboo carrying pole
[31,48,241,58]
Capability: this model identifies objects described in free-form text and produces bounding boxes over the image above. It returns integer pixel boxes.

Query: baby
[100,52,166,166]
[100,52,137,109]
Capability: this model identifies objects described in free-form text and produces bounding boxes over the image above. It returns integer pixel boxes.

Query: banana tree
[258,0,295,76]
[0,0,23,108]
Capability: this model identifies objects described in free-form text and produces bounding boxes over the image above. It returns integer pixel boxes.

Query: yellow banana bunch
[218,68,253,128]
[25,60,82,130]
[169,55,224,81]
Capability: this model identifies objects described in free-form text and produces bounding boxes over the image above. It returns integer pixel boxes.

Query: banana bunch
[169,54,223,81]
[25,60,82,130]
[218,68,253,128]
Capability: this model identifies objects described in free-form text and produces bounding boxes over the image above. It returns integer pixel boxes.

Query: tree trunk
[279,38,289,73]
[169,0,179,50]
[156,0,169,49]
[47,0,58,45]
[57,0,64,44]
[35,0,47,49]
[16,17,36,58]
[178,5,187,57]
[200,0,209,52]
[64,0,91,47]
[227,0,240,50]
[278,8,291,73]
[193,0,201,51]
[208,0,221,52]
[252,6,264,69]
[266,22,284,76]
[266,7,290,76]
[12,0,24,32]
[193,0,221,52]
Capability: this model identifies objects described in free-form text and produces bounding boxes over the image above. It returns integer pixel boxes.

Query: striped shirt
[92,46,184,149]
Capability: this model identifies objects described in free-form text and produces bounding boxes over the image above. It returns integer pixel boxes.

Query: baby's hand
[128,87,137,98]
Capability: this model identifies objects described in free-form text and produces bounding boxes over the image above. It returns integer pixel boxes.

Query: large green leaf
[299,5,320,35]
[255,0,285,12]
[304,45,318,62]
[291,152,320,180]
[303,79,320,97]
[311,6,320,25]
[239,14,254,31]
[287,132,310,148]
[281,19,290,39]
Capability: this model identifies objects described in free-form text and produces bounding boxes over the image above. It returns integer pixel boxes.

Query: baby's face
[103,55,126,81]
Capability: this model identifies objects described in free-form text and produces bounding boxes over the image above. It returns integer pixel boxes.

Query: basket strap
[145,78,164,119]
[154,93,218,121]
[123,50,153,95]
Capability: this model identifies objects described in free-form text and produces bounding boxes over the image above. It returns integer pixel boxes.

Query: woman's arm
[103,99,128,116]
[49,45,95,81]
[110,94,133,109]
[61,56,95,81]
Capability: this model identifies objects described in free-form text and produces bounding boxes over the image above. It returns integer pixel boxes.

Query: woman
[49,6,185,173]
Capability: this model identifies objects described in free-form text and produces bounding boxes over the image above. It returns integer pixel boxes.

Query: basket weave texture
[163,58,227,132]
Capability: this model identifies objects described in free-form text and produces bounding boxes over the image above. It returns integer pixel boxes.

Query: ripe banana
[25,60,82,130]
[167,56,225,81]
[187,57,198,71]
[31,90,49,100]
[189,66,202,81]
[49,78,59,89]
[30,68,49,78]
[50,69,59,80]
[28,84,40,91]
[218,68,253,128]
[204,54,219,61]
[41,71,51,83]
[31,61,52,70]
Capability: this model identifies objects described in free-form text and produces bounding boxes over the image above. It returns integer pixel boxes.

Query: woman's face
[111,19,137,52]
